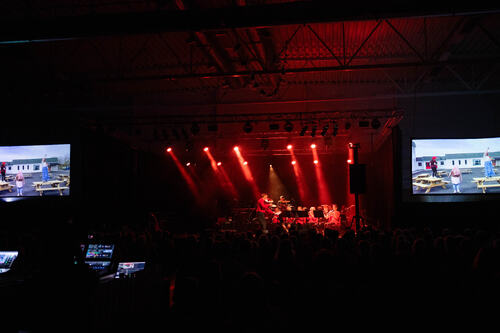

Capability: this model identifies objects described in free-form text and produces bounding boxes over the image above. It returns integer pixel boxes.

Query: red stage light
[234,146,239,151]
[166,147,172,152]
[217,162,222,166]
[314,160,318,164]
[186,162,191,166]
[310,143,316,149]
[287,144,292,150]
[243,161,248,165]
[291,160,297,165]
[347,159,352,163]
[204,147,209,151]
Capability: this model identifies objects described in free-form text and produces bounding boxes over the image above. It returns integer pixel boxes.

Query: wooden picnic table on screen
[413,176,450,193]
[57,174,70,186]
[412,173,431,181]
[472,176,500,193]
[32,180,69,196]
[0,181,14,193]
[436,170,448,177]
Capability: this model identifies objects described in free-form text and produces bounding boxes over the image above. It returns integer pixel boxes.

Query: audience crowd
[1,215,499,332]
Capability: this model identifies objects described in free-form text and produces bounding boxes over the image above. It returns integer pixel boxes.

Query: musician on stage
[256,193,274,233]
[277,195,289,210]
[327,204,341,227]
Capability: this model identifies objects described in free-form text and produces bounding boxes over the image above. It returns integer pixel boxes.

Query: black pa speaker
[349,164,366,194]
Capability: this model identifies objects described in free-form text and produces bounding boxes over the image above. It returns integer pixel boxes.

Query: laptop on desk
[114,261,146,279]
[85,244,114,260]
[0,251,18,274]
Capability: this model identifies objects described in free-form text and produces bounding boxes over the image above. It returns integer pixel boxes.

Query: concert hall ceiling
[1,1,500,153]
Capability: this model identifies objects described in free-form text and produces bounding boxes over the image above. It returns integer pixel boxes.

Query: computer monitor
[85,244,114,260]
[0,251,18,273]
[114,262,146,279]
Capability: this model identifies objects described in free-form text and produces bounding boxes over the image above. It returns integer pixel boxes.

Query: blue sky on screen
[0,144,70,162]
[413,138,500,157]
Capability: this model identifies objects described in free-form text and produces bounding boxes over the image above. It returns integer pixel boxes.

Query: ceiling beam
[95,56,500,82]
[1,2,499,44]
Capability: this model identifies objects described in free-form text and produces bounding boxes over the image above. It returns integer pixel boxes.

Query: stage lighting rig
[311,125,317,137]
[243,121,253,133]
[190,122,200,135]
[371,118,381,129]
[300,125,308,136]
[320,124,329,136]
[269,123,280,130]
[284,120,293,132]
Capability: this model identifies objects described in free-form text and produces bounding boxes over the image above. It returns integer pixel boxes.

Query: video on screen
[0,144,70,197]
[412,138,500,195]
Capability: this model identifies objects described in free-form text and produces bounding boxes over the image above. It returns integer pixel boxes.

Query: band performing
[256,193,353,234]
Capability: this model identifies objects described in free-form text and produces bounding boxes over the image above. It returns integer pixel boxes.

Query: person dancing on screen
[41,157,49,182]
[15,170,25,196]
[449,165,462,193]
[483,148,495,178]
[430,156,438,177]
[0,162,6,182]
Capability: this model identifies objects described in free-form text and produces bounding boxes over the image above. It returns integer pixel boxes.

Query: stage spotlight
[243,121,253,133]
[291,160,297,165]
[314,160,318,164]
[320,124,329,136]
[300,125,308,136]
[207,123,218,132]
[287,144,292,150]
[310,143,316,149]
[284,120,293,132]
[347,159,352,164]
[243,161,248,165]
[261,138,269,150]
[190,122,200,135]
[217,162,222,166]
[269,164,273,168]
[186,162,191,166]
[166,147,172,152]
[371,118,381,129]
[234,146,239,151]
[161,129,169,140]
[269,123,279,130]
[359,120,370,128]
[172,128,180,140]
[311,125,317,137]
[333,122,338,136]
[204,147,209,151]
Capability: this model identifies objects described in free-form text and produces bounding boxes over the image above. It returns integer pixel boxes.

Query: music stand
[296,211,308,218]
[313,210,324,218]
